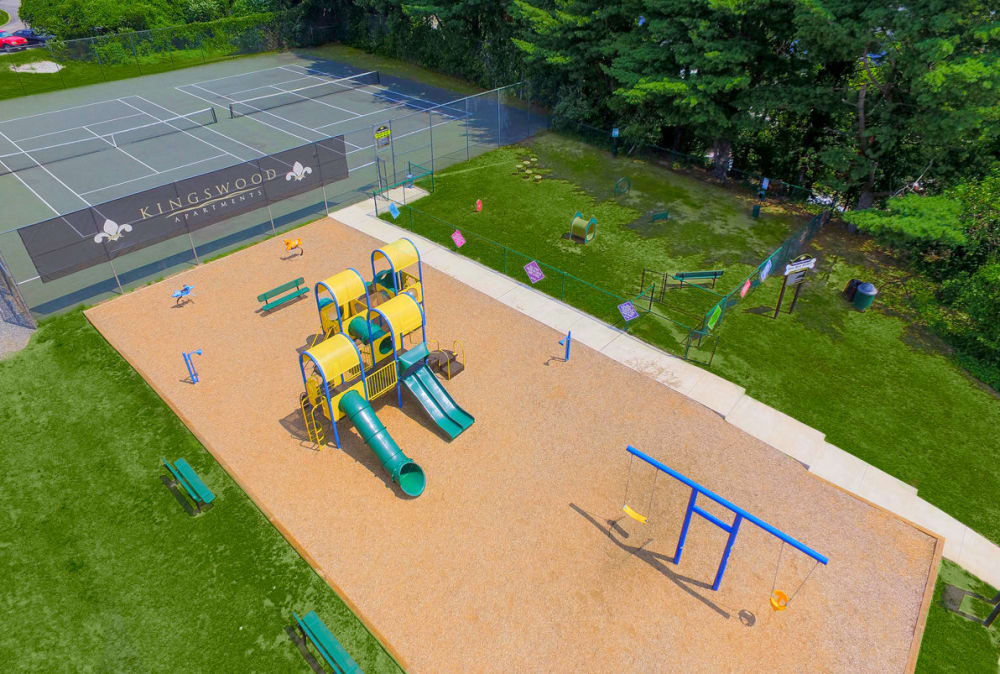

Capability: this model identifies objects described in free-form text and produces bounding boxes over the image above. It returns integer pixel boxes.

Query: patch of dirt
[9,61,63,74]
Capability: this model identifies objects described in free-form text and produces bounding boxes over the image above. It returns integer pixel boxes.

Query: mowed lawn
[388,132,1000,547]
[0,312,402,672]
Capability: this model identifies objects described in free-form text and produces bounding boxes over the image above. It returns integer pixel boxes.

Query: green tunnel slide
[338,389,425,497]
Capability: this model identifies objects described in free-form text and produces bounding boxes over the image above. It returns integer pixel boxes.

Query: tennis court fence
[0,81,548,318]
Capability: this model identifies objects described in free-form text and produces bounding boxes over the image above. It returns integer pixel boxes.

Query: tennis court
[0,51,538,315]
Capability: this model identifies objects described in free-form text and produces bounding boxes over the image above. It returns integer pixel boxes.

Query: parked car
[12,29,53,45]
[0,33,28,51]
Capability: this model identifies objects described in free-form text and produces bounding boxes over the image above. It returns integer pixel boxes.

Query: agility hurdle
[626,445,828,591]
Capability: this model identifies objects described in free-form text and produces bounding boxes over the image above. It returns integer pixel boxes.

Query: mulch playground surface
[86,216,941,673]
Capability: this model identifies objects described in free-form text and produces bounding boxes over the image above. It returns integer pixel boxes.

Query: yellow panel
[319,269,366,308]
[374,238,419,271]
[304,333,362,382]
[375,293,423,345]
[331,382,367,421]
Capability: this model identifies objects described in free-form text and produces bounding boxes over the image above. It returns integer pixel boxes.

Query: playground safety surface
[86,216,942,673]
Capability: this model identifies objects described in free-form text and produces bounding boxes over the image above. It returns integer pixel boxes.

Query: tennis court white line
[121,97,253,165]
[14,112,148,144]
[0,129,92,207]
[128,96,303,173]
[80,127,160,175]
[181,84,318,145]
[182,63,303,87]
[79,153,229,196]
[0,99,123,125]
[0,157,62,216]
[226,73,317,98]
[311,99,413,132]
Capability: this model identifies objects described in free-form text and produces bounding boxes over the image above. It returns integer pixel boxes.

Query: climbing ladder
[299,393,326,447]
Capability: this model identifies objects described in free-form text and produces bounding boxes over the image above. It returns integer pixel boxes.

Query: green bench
[673,270,725,289]
[162,457,215,514]
[258,277,309,312]
[288,610,363,674]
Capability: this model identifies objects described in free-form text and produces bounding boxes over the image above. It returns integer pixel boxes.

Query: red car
[0,32,28,51]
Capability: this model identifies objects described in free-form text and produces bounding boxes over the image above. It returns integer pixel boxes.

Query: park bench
[651,211,669,222]
[258,277,309,312]
[287,610,363,674]
[161,457,215,514]
[672,270,725,289]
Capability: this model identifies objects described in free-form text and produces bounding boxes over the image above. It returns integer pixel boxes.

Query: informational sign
[617,301,639,323]
[524,260,545,284]
[760,259,772,282]
[761,177,770,191]
[374,124,391,148]
[475,199,483,212]
[388,202,400,220]
[451,230,466,248]
[784,255,816,275]
[740,278,751,298]
[786,269,808,286]
[612,127,620,138]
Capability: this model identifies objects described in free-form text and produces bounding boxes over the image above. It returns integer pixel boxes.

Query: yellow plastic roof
[375,293,423,337]
[318,269,365,307]
[373,238,419,271]
[303,333,361,380]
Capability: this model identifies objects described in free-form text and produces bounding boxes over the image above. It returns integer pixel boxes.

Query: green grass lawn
[0,311,402,672]
[917,560,1000,673]
[384,132,1000,545]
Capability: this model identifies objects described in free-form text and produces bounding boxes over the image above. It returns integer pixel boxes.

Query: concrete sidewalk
[330,198,1000,589]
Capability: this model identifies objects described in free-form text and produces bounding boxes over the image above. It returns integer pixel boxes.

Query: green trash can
[853,282,877,311]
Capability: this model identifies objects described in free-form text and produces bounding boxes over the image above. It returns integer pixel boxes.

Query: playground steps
[427,349,464,379]
[299,394,326,447]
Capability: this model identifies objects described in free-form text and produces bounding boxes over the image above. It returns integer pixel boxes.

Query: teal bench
[258,277,309,312]
[673,270,725,289]
[162,458,215,514]
[651,211,669,222]
[288,611,363,674]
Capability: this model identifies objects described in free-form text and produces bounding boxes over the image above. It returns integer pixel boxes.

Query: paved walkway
[335,195,1000,589]
[0,0,24,30]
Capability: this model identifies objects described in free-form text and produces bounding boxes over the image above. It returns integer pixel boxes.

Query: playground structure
[622,445,827,605]
[566,211,597,244]
[299,238,474,497]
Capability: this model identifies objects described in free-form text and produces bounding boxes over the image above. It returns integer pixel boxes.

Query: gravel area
[85,216,941,673]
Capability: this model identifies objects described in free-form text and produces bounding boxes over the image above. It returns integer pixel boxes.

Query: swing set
[621,445,828,610]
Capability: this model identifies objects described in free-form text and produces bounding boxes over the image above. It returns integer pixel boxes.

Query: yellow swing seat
[622,504,648,524]
[770,590,788,611]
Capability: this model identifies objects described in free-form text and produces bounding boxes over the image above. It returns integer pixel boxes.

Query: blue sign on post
[388,202,400,220]
[612,128,620,138]
[618,301,639,323]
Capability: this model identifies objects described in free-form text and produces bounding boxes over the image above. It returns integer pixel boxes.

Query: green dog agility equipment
[567,211,597,244]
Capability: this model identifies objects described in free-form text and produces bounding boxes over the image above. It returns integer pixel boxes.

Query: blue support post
[673,487,698,564]
[183,349,202,383]
[712,514,743,591]
[627,444,827,591]
[558,331,572,361]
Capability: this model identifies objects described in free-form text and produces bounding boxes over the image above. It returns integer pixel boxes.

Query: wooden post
[773,276,788,318]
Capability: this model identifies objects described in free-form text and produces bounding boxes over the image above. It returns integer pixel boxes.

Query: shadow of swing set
[297,238,474,498]
[621,445,828,611]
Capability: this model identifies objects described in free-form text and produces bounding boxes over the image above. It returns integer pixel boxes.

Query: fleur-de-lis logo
[286,161,312,182]
[93,219,132,243]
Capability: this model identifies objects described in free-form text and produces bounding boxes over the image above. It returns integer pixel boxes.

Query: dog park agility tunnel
[314,268,372,340]
[299,333,426,496]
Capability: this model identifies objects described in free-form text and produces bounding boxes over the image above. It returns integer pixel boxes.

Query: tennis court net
[0,107,218,176]
[229,70,381,119]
